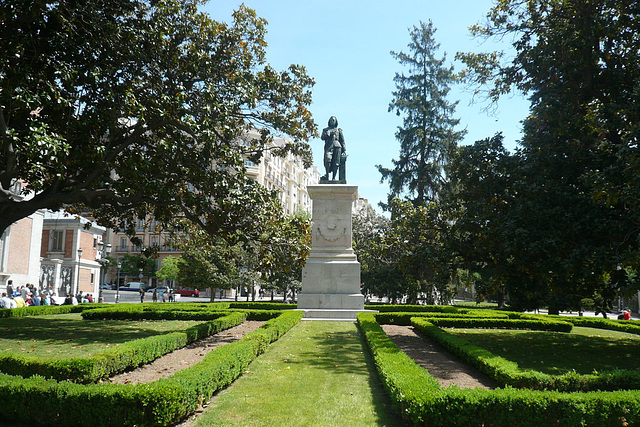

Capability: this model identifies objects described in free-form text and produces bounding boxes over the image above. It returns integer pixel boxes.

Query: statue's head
[328,116,338,128]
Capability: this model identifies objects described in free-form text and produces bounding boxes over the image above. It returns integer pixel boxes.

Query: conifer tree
[378,20,465,206]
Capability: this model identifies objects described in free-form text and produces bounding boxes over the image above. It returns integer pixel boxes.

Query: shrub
[0,312,247,383]
[0,310,303,426]
[358,313,640,426]
[411,317,640,392]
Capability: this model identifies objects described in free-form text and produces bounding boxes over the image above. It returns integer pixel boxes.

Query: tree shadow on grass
[455,329,640,375]
[285,324,407,426]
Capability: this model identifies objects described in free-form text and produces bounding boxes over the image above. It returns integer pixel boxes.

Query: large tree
[378,20,465,206]
[446,134,518,308]
[455,0,640,312]
[258,207,311,301]
[0,0,316,238]
[352,205,392,300]
[352,199,454,304]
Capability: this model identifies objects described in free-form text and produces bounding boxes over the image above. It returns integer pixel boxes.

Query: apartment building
[0,180,45,293]
[0,213,44,292]
[245,136,321,215]
[40,211,106,298]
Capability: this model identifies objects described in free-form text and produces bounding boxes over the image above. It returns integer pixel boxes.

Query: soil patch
[382,324,499,389]
[109,321,264,385]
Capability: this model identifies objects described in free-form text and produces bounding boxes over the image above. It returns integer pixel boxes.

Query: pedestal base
[299,184,366,320]
[297,308,375,322]
[297,292,364,310]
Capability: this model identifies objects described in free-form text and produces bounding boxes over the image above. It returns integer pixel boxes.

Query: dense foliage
[363,1,640,311]
[448,0,640,312]
[0,0,316,241]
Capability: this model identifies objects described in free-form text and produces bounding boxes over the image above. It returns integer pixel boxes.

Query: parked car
[174,288,200,297]
[100,283,113,290]
[119,282,145,292]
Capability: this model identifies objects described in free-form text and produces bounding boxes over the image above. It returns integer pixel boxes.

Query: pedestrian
[623,309,631,321]
[152,289,158,303]
[7,296,17,309]
[0,293,11,309]
[14,295,25,308]
[139,288,145,303]
[6,280,13,298]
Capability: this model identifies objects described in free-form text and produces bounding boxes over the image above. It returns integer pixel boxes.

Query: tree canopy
[358,2,640,311]
[0,0,316,239]
[451,0,640,312]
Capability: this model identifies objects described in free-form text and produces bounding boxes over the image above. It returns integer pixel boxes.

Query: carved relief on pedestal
[316,214,346,242]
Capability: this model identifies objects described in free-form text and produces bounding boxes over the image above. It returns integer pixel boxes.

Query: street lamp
[75,248,83,297]
[97,242,111,303]
[115,259,122,303]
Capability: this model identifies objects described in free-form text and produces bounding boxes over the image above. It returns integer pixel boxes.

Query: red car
[174,288,200,297]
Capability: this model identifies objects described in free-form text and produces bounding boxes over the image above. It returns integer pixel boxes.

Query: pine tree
[378,20,465,206]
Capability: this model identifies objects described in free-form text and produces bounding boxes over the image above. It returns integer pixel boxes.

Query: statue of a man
[321,116,346,181]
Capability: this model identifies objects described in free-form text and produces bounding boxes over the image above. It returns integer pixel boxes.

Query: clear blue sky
[204,1,530,212]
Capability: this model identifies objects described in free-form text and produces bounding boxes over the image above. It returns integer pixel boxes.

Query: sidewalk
[524,309,639,321]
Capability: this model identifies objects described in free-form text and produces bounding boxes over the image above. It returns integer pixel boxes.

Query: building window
[51,230,64,252]
[118,237,128,252]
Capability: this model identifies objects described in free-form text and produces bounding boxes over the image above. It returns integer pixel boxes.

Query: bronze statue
[321,116,346,182]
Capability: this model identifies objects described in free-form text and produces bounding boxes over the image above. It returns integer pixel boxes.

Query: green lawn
[0,313,203,358]
[197,321,403,427]
[447,326,640,375]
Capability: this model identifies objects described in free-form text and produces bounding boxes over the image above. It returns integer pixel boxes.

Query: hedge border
[359,312,640,426]
[0,310,304,426]
[0,312,247,383]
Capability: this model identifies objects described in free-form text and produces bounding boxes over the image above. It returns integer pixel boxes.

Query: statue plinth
[297,185,365,320]
[318,178,347,185]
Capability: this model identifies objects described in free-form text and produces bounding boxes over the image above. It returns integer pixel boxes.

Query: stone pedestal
[297,185,365,321]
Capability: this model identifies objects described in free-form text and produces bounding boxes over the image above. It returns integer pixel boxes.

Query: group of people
[148,288,175,303]
[0,280,96,309]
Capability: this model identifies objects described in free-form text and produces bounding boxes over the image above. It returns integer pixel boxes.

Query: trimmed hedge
[357,312,439,425]
[375,311,510,326]
[82,306,231,321]
[412,317,640,392]
[366,304,468,313]
[81,305,284,322]
[427,317,573,332]
[0,303,110,318]
[0,312,247,383]
[0,310,304,426]
[552,316,640,336]
[359,312,640,426]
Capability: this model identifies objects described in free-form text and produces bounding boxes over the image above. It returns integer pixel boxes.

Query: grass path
[194,321,403,426]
